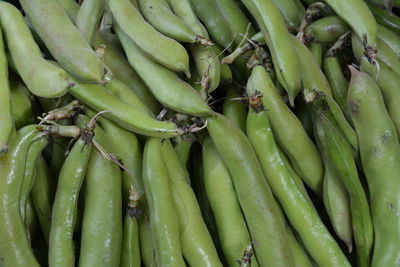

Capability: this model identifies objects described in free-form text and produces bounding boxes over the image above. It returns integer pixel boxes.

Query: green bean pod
[241,0,301,106]
[248,66,324,196]
[323,55,351,122]
[49,135,92,267]
[75,0,105,42]
[305,16,350,43]
[10,77,35,130]
[206,113,295,267]
[222,85,247,133]
[116,26,212,116]
[31,156,54,243]
[271,0,304,31]
[202,137,259,267]
[286,228,314,267]
[0,25,13,156]
[139,0,209,44]
[161,140,223,266]
[19,137,48,228]
[378,24,400,58]
[77,124,122,267]
[120,189,141,267]
[20,0,109,83]
[313,103,373,267]
[67,77,184,138]
[189,0,233,48]
[321,162,353,251]
[92,32,160,114]
[109,0,190,75]
[353,34,400,78]
[368,3,400,34]
[324,0,377,56]
[246,73,351,267]
[0,125,46,267]
[139,214,156,267]
[215,0,256,46]
[348,67,400,266]
[0,2,70,98]
[308,42,323,66]
[360,57,400,148]
[142,138,186,267]
[367,0,392,9]
[294,37,358,152]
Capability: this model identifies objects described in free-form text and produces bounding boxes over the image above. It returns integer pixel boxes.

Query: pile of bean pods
[1,0,400,266]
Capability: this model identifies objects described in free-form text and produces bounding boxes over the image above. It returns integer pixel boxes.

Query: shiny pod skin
[305,16,350,43]
[348,67,400,267]
[20,0,109,83]
[206,113,295,267]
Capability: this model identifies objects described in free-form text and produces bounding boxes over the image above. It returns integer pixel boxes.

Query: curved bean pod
[206,113,295,267]
[55,0,80,20]
[10,76,35,130]
[271,0,304,31]
[0,2,70,98]
[161,140,223,267]
[348,67,400,266]
[109,0,190,75]
[116,26,212,116]
[20,0,109,83]
[222,85,247,132]
[377,25,400,58]
[202,137,259,267]
[241,0,301,106]
[368,3,400,34]
[142,138,185,267]
[246,73,351,267]
[76,0,105,42]
[49,135,92,267]
[305,16,350,43]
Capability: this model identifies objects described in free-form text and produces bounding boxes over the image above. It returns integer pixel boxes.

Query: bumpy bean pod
[0,2,70,98]
[109,0,190,75]
[348,67,400,266]
[206,113,295,267]
[20,0,109,83]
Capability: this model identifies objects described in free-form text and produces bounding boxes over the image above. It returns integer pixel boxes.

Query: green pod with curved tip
[241,0,301,106]
[68,77,183,138]
[31,156,54,243]
[116,27,212,116]
[348,67,400,267]
[104,78,153,116]
[19,137,48,228]
[0,27,13,156]
[368,3,400,34]
[313,106,373,267]
[143,138,186,267]
[10,77,35,130]
[215,0,256,46]
[305,16,350,43]
[271,0,304,31]
[109,0,189,75]
[0,2,70,98]
[20,0,109,83]
[189,0,233,48]
[248,66,324,196]
[324,0,377,53]
[161,140,223,267]
[75,0,105,43]
[246,75,351,267]
[222,86,247,132]
[322,162,353,251]
[206,113,295,267]
[360,57,400,142]
[92,32,159,114]
[353,34,400,78]
[139,0,203,43]
[190,45,221,93]
[0,125,46,267]
[323,55,351,122]
[202,137,259,267]
[378,25,400,58]
[49,136,92,267]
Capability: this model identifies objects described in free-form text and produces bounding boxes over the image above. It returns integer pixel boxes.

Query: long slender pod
[20,0,109,83]
[241,0,301,105]
[75,0,105,42]
[377,25,400,58]
[348,67,400,266]
[206,113,295,267]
